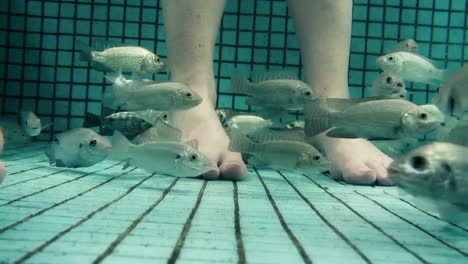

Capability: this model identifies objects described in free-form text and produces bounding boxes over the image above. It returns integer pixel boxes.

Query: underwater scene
[0,0,468,263]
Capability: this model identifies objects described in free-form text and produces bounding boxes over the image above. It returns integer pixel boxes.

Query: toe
[0,162,6,183]
[341,161,377,185]
[219,152,248,181]
[202,168,220,180]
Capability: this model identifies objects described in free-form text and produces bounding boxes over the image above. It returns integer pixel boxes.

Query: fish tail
[228,129,255,153]
[83,112,102,128]
[110,130,131,160]
[230,71,252,95]
[76,40,94,62]
[304,100,334,136]
[104,70,126,87]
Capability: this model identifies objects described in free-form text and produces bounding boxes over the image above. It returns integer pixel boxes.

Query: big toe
[341,161,377,185]
[219,152,248,181]
[202,168,221,180]
[0,162,6,183]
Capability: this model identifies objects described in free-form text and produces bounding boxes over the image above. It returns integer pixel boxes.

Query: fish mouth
[376,56,385,66]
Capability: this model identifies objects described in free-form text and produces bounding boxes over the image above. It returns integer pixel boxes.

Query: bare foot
[309,134,393,185]
[169,92,248,180]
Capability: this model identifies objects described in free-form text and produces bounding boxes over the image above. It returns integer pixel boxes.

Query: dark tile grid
[0,0,467,140]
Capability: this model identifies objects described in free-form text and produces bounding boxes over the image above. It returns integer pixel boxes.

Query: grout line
[14,170,150,263]
[233,181,246,264]
[254,168,312,264]
[167,181,208,264]
[304,175,428,264]
[0,168,68,189]
[92,177,179,264]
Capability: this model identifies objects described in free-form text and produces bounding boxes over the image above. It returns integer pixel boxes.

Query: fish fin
[110,130,131,159]
[184,139,199,150]
[91,38,127,51]
[102,107,115,117]
[326,128,358,138]
[230,71,252,95]
[154,121,183,142]
[76,40,94,62]
[304,100,335,136]
[122,160,132,170]
[131,72,142,81]
[228,129,255,153]
[83,112,102,128]
[252,71,298,83]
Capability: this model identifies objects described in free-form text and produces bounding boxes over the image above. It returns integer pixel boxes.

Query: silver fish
[230,71,319,111]
[442,119,468,147]
[131,120,183,145]
[223,115,273,135]
[216,108,240,125]
[83,110,168,139]
[0,117,32,145]
[18,111,42,137]
[305,97,445,139]
[77,40,165,74]
[111,131,213,177]
[390,39,419,53]
[285,120,305,129]
[377,52,448,85]
[46,128,112,168]
[228,130,328,173]
[102,74,202,111]
[432,65,468,118]
[388,142,468,222]
[370,72,407,99]
[247,127,306,143]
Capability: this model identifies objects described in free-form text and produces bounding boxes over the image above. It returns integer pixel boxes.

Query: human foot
[169,98,248,180]
[308,134,393,185]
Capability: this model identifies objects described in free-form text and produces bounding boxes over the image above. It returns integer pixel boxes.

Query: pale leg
[162,0,247,180]
[288,0,392,185]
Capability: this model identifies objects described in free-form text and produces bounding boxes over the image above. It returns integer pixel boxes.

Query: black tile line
[65,0,78,134]
[1,143,47,153]
[0,168,68,189]
[304,175,429,264]
[92,178,180,264]
[0,162,123,207]
[3,152,48,162]
[461,0,467,64]
[0,1,11,114]
[355,191,468,257]
[265,0,273,72]
[83,0,96,119]
[233,181,246,264]
[1,165,46,177]
[382,190,468,233]
[0,162,126,235]
[14,172,153,263]
[0,146,47,158]
[277,171,372,264]
[254,168,313,264]
[360,1,371,99]
[166,181,208,264]
[16,0,28,113]
[247,0,258,114]
[4,159,48,167]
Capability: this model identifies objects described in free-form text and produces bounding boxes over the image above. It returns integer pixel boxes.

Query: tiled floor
[0,142,467,264]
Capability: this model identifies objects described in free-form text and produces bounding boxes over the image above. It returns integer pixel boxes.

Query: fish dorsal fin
[184,139,199,150]
[326,128,358,138]
[252,71,298,83]
[92,39,128,51]
[134,110,163,125]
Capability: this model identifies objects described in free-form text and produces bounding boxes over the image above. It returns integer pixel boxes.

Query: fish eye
[175,154,181,159]
[304,91,312,96]
[396,82,403,87]
[405,43,410,47]
[313,155,321,161]
[156,58,160,62]
[418,112,428,120]
[388,56,394,62]
[410,155,428,171]
[289,123,295,128]
[223,123,229,128]
[186,92,192,98]
[386,76,392,84]
[399,94,405,98]
[190,154,198,161]
[89,139,97,147]
[162,113,168,119]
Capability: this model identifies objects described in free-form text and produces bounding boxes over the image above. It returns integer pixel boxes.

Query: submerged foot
[169,92,248,180]
[309,134,393,185]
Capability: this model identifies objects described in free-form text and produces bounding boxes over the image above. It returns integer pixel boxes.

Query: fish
[77,40,165,74]
[45,128,112,168]
[0,117,32,145]
[370,72,407,99]
[390,38,419,53]
[83,110,169,139]
[305,97,445,139]
[371,138,419,158]
[18,111,42,137]
[102,73,202,111]
[228,129,328,172]
[388,142,468,222]
[215,108,240,125]
[230,71,319,111]
[246,127,306,143]
[285,120,305,129]
[111,131,213,177]
[432,65,468,118]
[131,119,183,145]
[441,119,468,147]
[223,115,273,135]
[377,52,448,85]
